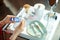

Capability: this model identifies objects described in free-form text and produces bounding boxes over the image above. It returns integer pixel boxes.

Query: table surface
[7,9,60,40]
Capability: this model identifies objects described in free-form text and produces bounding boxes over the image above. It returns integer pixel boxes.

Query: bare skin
[0,15,25,40]
[9,19,25,40]
[0,15,15,27]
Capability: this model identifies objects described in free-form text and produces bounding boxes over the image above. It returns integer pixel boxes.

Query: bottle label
[10,17,21,22]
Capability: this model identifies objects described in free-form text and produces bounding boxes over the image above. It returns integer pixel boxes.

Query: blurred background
[0,0,60,40]
[0,0,60,20]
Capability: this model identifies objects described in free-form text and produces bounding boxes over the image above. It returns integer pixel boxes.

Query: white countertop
[7,9,60,40]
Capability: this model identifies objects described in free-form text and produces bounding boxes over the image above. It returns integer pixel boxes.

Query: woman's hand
[0,15,15,26]
[9,20,25,40]
[2,15,15,24]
